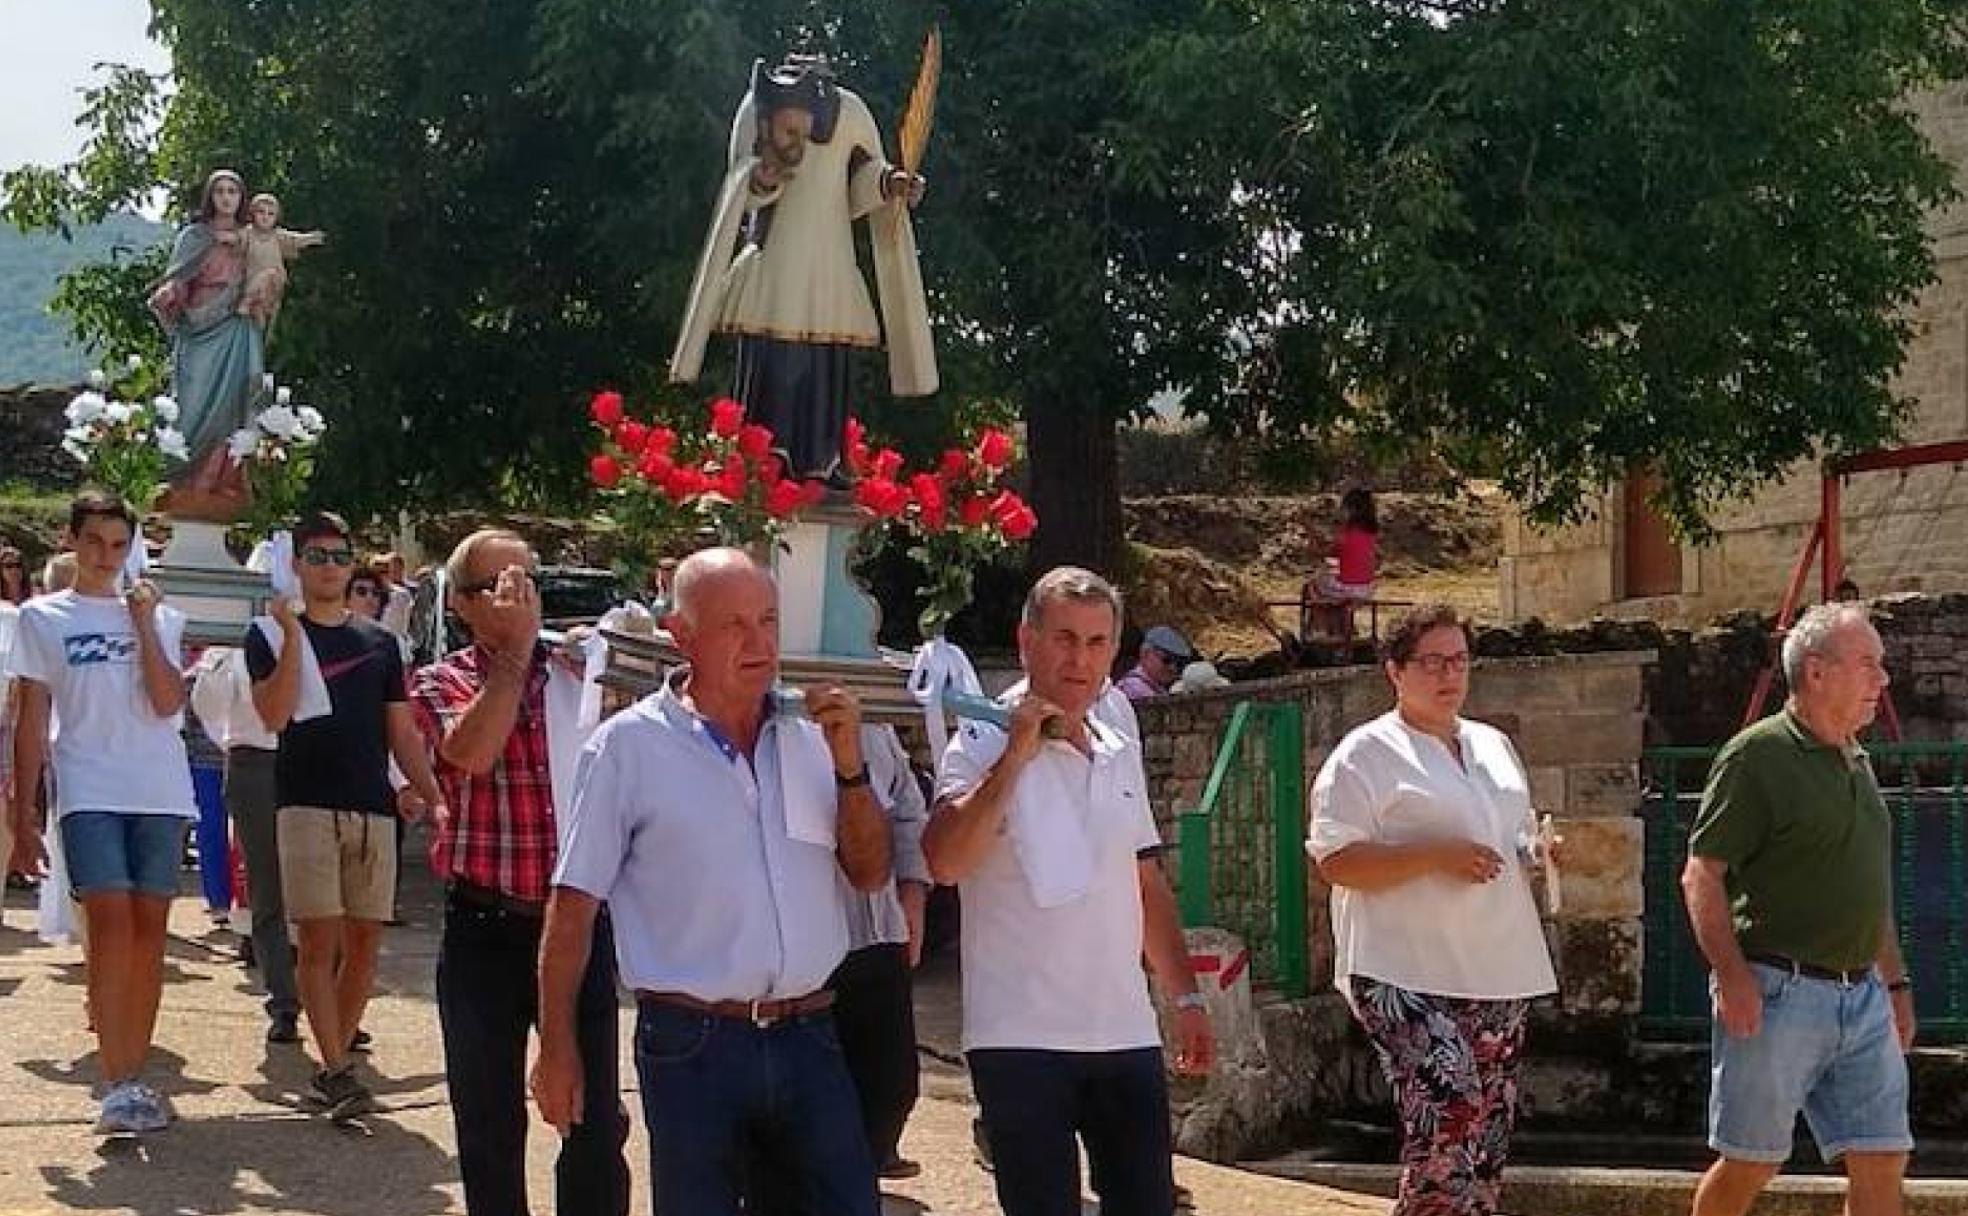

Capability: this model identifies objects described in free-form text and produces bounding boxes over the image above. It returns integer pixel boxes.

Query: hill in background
[0,212,166,386]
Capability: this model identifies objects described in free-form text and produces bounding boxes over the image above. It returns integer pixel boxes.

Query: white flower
[104,400,134,424]
[150,395,179,423]
[62,437,90,462]
[262,372,276,392]
[275,385,292,406]
[297,406,326,437]
[86,368,107,389]
[227,428,261,463]
[65,390,108,425]
[156,427,189,460]
[126,353,144,371]
[256,405,303,440]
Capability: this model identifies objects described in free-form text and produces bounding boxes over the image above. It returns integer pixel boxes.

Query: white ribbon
[579,601,654,729]
[907,635,984,760]
[119,528,149,590]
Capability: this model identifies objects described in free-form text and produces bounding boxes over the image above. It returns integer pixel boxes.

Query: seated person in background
[1303,488,1380,637]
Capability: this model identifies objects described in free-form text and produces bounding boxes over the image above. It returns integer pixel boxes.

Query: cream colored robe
[670,87,937,397]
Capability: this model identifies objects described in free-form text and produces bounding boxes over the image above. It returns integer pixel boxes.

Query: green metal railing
[1642,742,1968,1042]
[1176,702,1310,998]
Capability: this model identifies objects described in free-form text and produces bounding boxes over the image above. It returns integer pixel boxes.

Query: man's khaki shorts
[276,807,397,923]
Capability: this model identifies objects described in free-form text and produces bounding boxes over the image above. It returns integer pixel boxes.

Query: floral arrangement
[845,417,1037,638]
[586,391,829,557]
[228,375,328,537]
[62,358,188,508]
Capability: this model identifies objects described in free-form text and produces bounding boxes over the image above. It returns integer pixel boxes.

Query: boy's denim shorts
[61,811,187,899]
[1710,960,1912,1164]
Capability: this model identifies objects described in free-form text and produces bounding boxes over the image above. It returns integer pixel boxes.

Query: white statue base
[150,519,271,646]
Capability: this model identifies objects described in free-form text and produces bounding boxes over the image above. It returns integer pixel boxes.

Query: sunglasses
[301,546,356,567]
[349,584,381,597]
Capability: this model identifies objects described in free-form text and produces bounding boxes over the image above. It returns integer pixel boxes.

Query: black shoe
[879,1155,923,1181]
[308,1066,374,1121]
[349,1028,372,1053]
[266,1013,300,1044]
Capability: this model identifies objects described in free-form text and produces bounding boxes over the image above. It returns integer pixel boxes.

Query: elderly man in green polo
[1681,602,1914,1216]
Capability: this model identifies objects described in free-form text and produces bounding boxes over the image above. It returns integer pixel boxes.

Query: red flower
[710,397,745,438]
[937,449,971,483]
[663,465,707,503]
[646,426,678,456]
[737,423,774,462]
[844,416,866,457]
[957,496,991,528]
[589,390,624,427]
[636,449,673,483]
[975,427,1015,470]
[799,479,828,507]
[614,420,649,454]
[758,454,785,486]
[990,490,1038,541]
[589,454,622,489]
[714,456,747,501]
[871,448,905,481]
[855,477,909,519]
[909,473,947,530]
[764,479,807,518]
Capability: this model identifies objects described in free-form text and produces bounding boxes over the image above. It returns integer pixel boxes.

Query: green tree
[1132,0,1968,536]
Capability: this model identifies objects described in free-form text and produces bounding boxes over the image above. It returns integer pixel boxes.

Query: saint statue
[670,54,938,481]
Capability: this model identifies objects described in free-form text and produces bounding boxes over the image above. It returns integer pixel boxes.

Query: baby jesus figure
[236,192,325,327]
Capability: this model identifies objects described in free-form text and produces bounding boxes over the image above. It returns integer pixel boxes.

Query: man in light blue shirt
[531,548,891,1216]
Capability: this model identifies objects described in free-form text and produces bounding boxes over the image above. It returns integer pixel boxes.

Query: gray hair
[671,547,773,625]
[444,528,528,595]
[1782,603,1872,688]
[1021,565,1124,633]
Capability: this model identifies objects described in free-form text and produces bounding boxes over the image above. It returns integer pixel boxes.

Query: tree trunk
[1024,397,1124,578]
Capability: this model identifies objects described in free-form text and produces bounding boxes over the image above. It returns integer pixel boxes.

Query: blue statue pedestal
[603,499,920,723]
[150,519,271,648]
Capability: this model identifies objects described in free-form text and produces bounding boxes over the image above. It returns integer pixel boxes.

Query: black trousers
[436,895,630,1216]
[968,1046,1175,1216]
[745,942,920,1212]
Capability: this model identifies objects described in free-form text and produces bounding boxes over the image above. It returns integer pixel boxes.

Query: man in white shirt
[925,566,1214,1216]
[189,645,298,1043]
[7,493,198,1136]
[532,547,892,1215]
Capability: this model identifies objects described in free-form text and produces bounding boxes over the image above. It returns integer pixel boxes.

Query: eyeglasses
[349,584,380,598]
[1409,652,1472,675]
[301,546,356,567]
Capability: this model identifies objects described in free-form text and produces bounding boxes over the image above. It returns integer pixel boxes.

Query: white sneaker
[93,1082,145,1136]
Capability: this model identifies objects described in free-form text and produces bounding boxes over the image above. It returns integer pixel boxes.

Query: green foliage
[7,0,1967,549]
[1130,0,1968,537]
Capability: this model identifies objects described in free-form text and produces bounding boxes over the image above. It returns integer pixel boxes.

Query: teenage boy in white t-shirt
[925,566,1215,1216]
[7,492,197,1136]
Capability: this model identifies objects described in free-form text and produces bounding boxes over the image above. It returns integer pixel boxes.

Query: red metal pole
[1742,517,1823,730]
[1821,470,1842,602]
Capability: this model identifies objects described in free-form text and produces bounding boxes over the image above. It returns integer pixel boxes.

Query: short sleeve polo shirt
[1689,710,1893,973]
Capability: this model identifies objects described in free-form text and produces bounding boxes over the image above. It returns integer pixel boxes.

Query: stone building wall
[1133,651,1652,1159]
[1499,85,1968,626]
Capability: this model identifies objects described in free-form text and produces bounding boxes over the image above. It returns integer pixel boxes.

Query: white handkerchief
[776,718,838,849]
[1006,758,1096,909]
[250,616,332,722]
[248,531,302,600]
[542,663,592,849]
[38,822,78,945]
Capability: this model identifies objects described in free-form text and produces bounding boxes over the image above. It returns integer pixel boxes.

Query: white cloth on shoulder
[249,616,332,722]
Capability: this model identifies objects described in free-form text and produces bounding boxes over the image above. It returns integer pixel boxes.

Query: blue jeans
[968,1047,1176,1216]
[633,1000,878,1216]
[1709,961,1912,1164]
[61,811,187,898]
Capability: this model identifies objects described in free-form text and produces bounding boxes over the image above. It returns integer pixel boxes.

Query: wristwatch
[1887,977,1913,993]
[835,765,871,790]
[1174,991,1207,1012]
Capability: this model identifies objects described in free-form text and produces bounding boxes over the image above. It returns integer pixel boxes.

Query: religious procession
[3,4,1968,1216]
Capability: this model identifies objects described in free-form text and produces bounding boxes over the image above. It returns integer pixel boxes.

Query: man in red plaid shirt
[411,528,629,1216]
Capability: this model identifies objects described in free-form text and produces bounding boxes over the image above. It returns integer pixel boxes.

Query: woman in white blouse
[1308,604,1557,1216]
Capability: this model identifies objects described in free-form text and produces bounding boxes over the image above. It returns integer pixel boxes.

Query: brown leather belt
[636,989,834,1027]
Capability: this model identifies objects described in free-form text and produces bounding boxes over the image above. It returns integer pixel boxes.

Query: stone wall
[1135,651,1652,1159]
[1500,85,1968,626]
[0,384,81,490]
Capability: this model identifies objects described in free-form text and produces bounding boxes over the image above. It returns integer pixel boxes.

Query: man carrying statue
[670,51,939,482]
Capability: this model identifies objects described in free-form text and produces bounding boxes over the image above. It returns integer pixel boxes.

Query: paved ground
[0,861,1388,1216]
